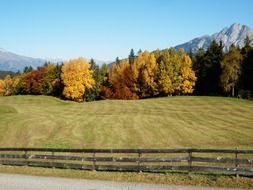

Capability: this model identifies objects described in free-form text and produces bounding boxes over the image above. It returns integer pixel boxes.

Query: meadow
[0,95,253,149]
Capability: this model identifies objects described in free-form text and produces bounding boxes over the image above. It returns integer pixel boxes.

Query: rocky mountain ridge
[175,23,253,52]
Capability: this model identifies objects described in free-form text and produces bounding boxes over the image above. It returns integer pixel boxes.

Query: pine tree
[86,59,101,101]
[240,36,253,98]
[115,57,120,64]
[128,49,135,65]
[193,41,224,95]
[23,66,33,73]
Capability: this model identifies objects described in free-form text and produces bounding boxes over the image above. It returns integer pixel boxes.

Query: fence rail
[0,148,253,176]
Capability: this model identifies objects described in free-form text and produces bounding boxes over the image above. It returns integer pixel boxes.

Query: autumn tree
[24,67,46,95]
[153,49,162,60]
[6,62,63,96]
[0,75,20,96]
[156,48,196,96]
[220,45,242,97]
[2,75,14,96]
[156,49,174,95]
[11,75,26,95]
[174,49,196,94]
[0,79,4,96]
[133,50,157,98]
[108,59,137,99]
[61,58,94,101]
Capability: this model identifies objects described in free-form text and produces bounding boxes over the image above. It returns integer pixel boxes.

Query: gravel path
[0,173,239,190]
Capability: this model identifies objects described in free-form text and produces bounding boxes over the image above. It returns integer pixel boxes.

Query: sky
[0,0,253,61]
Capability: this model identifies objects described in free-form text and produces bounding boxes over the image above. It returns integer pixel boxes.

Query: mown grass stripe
[0,95,252,148]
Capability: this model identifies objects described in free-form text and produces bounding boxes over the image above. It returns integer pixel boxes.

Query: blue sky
[0,0,252,61]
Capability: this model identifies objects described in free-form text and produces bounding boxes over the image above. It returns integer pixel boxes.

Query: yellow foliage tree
[0,79,4,96]
[176,51,196,94]
[2,75,14,96]
[61,58,94,101]
[109,59,129,84]
[11,76,21,94]
[156,48,196,95]
[220,46,242,97]
[156,49,174,95]
[133,51,158,97]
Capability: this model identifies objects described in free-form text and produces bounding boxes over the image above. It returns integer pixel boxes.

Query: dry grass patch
[0,165,252,189]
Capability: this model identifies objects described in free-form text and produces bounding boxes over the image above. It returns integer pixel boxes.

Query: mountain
[1,23,252,72]
[0,47,112,72]
[0,48,45,72]
[93,59,112,66]
[175,23,253,53]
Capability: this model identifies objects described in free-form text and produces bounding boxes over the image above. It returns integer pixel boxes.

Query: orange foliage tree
[24,67,46,95]
[108,59,137,99]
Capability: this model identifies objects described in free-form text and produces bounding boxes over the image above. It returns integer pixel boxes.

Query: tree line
[192,36,253,99]
[0,38,252,101]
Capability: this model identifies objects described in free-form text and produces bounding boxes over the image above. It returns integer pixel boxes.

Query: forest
[0,38,252,102]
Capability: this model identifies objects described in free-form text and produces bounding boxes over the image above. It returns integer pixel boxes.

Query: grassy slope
[0,95,253,148]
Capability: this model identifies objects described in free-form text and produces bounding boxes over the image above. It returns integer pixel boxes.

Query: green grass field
[0,95,253,149]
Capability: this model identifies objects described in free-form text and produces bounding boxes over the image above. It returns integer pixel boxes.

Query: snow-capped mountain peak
[175,23,253,53]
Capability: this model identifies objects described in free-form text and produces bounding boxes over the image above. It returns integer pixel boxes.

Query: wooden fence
[0,148,253,176]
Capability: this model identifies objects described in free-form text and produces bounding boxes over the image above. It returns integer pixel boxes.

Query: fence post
[188,149,192,176]
[24,150,28,166]
[92,152,96,171]
[82,151,84,169]
[138,151,142,173]
[51,151,55,168]
[235,148,239,177]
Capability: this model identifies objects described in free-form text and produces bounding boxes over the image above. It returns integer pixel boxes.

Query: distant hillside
[175,23,253,53]
[0,47,112,72]
[0,48,45,72]
[0,70,17,79]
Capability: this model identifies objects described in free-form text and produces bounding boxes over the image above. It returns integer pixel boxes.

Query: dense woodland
[0,38,252,102]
